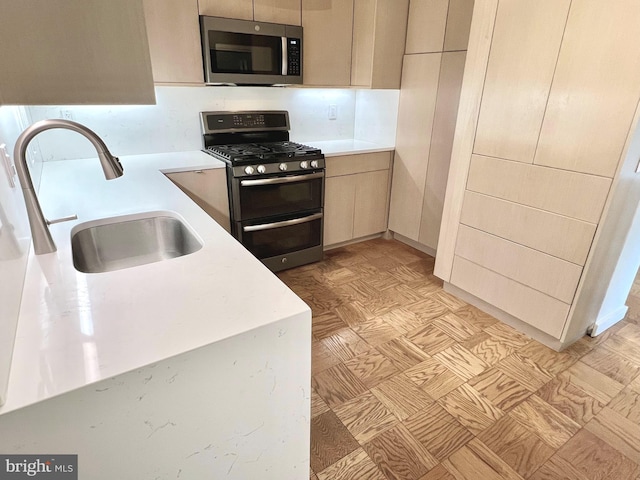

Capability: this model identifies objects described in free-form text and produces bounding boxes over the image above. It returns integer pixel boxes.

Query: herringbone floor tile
[277,238,640,480]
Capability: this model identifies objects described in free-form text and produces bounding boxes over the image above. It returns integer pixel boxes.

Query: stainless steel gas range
[201,111,325,272]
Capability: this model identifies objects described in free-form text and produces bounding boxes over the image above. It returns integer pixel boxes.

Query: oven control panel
[202,111,290,133]
[233,158,325,178]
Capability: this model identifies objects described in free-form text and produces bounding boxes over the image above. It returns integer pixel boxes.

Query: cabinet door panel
[467,155,611,224]
[324,176,356,245]
[474,0,570,163]
[451,256,570,338]
[302,0,354,86]
[353,170,389,238]
[254,0,301,25]
[419,51,466,250]
[455,225,582,303]
[143,0,203,84]
[0,0,155,105]
[534,0,640,177]
[460,191,596,265]
[405,0,448,54]
[389,53,442,241]
[443,0,474,52]
[198,0,253,20]
[369,0,409,89]
[166,170,230,232]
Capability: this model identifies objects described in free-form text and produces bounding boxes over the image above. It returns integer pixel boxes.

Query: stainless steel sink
[71,214,202,273]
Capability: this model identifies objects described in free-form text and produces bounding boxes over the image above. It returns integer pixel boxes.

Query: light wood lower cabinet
[324,152,392,247]
[165,169,230,232]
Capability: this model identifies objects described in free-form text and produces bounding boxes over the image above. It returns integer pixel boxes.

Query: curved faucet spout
[13,119,124,255]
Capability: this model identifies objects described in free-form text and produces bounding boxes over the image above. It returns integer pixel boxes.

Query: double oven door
[230,168,324,271]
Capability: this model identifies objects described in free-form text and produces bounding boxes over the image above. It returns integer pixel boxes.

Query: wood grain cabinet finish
[254,0,302,25]
[443,0,474,52]
[405,0,449,54]
[165,169,231,232]
[0,0,155,105]
[473,0,570,163]
[534,0,640,177]
[199,0,301,24]
[324,153,391,247]
[351,0,409,89]
[460,191,597,266]
[451,256,570,338]
[302,0,354,86]
[389,53,442,241]
[466,155,611,224]
[143,0,203,84]
[455,225,582,304]
[418,51,467,250]
[198,0,254,20]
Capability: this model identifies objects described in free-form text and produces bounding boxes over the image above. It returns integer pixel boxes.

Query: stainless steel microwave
[200,16,302,86]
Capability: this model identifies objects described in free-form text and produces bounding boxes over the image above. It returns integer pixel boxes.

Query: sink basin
[71,213,203,273]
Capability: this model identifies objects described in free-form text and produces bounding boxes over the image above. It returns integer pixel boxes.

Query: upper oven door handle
[243,212,323,232]
[240,171,324,187]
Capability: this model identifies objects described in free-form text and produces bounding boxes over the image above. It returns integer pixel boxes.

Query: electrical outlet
[328,104,338,120]
[59,109,74,121]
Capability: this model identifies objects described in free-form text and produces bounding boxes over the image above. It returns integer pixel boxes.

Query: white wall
[0,106,35,405]
[26,86,399,161]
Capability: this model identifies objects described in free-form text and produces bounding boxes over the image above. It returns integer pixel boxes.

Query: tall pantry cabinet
[388,0,474,253]
[435,0,640,347]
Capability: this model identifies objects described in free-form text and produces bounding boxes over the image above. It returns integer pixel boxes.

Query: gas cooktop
[205,141,322,165]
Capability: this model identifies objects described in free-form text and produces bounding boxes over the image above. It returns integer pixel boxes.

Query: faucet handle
[46,214,78,225]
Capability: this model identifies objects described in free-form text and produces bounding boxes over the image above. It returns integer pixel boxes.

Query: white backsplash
[0,105,35,406]
[26,86,398,161]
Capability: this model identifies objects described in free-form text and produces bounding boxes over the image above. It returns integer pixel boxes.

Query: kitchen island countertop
[1,150,311,415]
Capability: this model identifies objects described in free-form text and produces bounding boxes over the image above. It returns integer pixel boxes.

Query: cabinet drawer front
[451,256,570,338]
[325,152,391,177]
[460,191,596,265]
[455,225,582,303]
[467,155,611,224]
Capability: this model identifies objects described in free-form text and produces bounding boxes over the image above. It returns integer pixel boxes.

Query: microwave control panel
[287,38,301,76]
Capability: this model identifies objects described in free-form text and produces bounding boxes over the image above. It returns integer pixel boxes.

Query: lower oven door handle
[243,212,323,232]
[240,172,324,187]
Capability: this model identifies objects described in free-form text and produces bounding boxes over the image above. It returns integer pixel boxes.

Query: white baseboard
[589,305,629,337]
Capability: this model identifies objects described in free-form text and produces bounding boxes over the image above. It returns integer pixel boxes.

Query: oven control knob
[244,166,255,175]
[310,160,319,168]
[300,160,309,169]
[279,163,288,171]
[257,165,266,174]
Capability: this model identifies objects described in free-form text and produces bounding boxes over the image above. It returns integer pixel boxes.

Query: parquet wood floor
[277,238,640,480]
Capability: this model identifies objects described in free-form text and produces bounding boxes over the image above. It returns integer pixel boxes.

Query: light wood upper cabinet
[351,0,409,89]
[534,0,640,177]
[198,0,253,20]
[405,0,449,54]
[443,0,474,51]
[143,0,203,84]
[473,0,570,163]
[254,0,301,25]
[0,0,155,105]
[302,0,354,86]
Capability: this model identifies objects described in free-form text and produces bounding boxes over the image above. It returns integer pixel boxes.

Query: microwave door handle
[282,37,288,76]
[243,212,323,233]
[240,172,324,187]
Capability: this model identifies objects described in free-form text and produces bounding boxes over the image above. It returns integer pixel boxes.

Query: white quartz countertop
[1,151,310,414]
[300,139,394,157]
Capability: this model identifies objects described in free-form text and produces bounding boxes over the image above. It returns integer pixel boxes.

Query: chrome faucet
[13,119,124,255]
